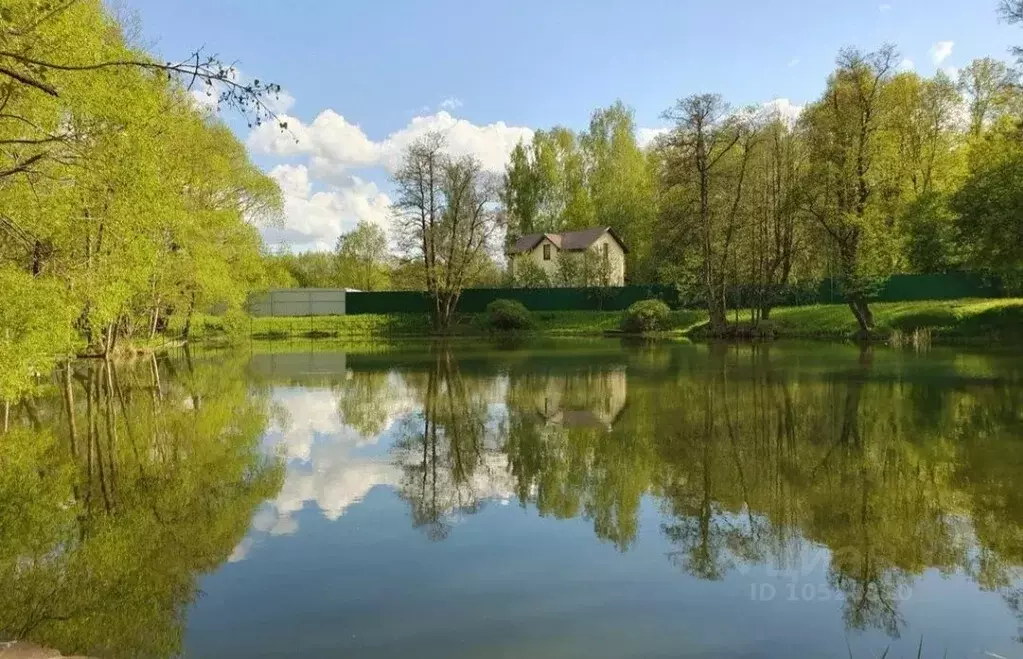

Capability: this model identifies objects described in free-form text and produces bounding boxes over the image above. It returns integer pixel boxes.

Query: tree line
[364,0,1023,332]
[498,40,1023,335]
[1,0,287,400]
[5,0,1023,385]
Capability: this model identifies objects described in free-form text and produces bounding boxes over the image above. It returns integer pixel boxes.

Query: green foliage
[951,123,1023,287]
[0,267,80,401]
[0,0,283,389]
[513,257,552,287]
[581,101,657,279]
[334,221,390,291]
[502,128,595,238]
[620,299,672,333]
[264,250,336,288]
[902,193,961,272]
[483,299,534,331]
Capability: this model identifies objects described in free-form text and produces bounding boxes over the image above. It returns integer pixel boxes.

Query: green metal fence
[251,272,1008,317]
[345,284,679,315]
[352,273,1007,315]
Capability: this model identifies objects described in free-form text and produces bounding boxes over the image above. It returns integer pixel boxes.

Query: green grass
[188,299,1022,343]
[765,298,1023,341]
[226,313,433,339]
[526,309,706,335]
[206,308,709,341]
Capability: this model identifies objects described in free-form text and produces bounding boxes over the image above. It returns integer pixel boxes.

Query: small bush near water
[483,299,534,331]
[621,299,671,333]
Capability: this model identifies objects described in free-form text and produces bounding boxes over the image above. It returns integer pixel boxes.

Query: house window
[543,244,551,260]
[602,243,609,260]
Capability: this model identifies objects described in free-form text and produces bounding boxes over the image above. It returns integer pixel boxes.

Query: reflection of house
[507,226,628,286]
[531,368,627,430]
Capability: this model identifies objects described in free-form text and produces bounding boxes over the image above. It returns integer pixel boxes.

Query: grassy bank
[189,309,706,341]
[190,298,1021,343]
[762,298,1023,341]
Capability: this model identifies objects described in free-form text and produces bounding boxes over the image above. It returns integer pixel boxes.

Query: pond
[2,339,1023,658]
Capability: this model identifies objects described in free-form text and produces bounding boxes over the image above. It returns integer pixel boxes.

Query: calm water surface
[3,340,1023,658]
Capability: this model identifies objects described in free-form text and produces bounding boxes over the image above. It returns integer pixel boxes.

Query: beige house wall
[588,233,626,286]
[510,232,626,285]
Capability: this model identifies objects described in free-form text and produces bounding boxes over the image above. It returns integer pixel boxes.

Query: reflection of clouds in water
[232,384,409,561]
[231,377,520,561]
[228,537,253,563]
[267,385,409,521]
[263,387,345,462]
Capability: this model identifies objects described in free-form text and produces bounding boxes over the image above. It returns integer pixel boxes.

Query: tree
[659,94,759,330]
[1000,0,1023,60]
[513,257,551,288]
[334,221,390,291]
[0,0,285,184]
[0,0,284,398]
[798,45,900,334]
[958,58,1019,136]
[729,108,812,321]
[580,101,657,280]
[952,119,1023,289]
[261,250,333,288]
[502,128,595,239]
[392,132,500,330]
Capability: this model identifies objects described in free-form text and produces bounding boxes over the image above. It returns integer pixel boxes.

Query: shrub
[621,299,671,333]
[484,299,533,331]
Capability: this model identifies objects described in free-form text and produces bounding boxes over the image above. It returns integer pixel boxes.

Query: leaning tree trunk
[846,295,875,335]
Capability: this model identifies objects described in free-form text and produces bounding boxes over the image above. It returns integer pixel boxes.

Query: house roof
[507,226,629,255]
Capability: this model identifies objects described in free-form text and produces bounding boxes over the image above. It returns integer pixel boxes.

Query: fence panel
[249,273,1010,317]
[247,288,346,317]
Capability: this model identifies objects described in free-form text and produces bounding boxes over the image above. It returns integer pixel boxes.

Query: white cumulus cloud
[899,58,915,71]
[263,164,391,252]
[930,40,954,65]
[249,109,532,175]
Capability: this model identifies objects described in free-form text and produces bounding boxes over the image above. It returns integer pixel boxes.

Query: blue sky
[127,0,1019,251]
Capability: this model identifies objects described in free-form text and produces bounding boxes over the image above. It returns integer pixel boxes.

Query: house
[527,368,628,431]
[506,226,628,286]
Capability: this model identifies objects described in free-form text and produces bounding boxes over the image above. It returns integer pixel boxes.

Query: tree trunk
[149,299,160,340]
[182,292,196,340]
[847,295,875,335]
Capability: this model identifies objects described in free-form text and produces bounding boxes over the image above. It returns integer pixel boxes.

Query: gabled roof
[507,226,629,254]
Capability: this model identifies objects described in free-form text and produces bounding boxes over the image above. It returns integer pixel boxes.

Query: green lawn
[190,298,1022,343]
[765,298,1023,340]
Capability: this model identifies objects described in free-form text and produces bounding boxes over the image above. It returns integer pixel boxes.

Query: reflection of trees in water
[503,365,651,551]
[334,370,406,437]
[391,350,501,540]
[0,351,283,658]
[372,342,1023,639]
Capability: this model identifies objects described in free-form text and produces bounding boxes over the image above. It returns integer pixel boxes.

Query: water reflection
[326,342,1023,641]
[3,341,1023,657]
[0,352,283,658]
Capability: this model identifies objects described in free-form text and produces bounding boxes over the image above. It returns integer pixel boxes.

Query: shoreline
[182,298,1023,347]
